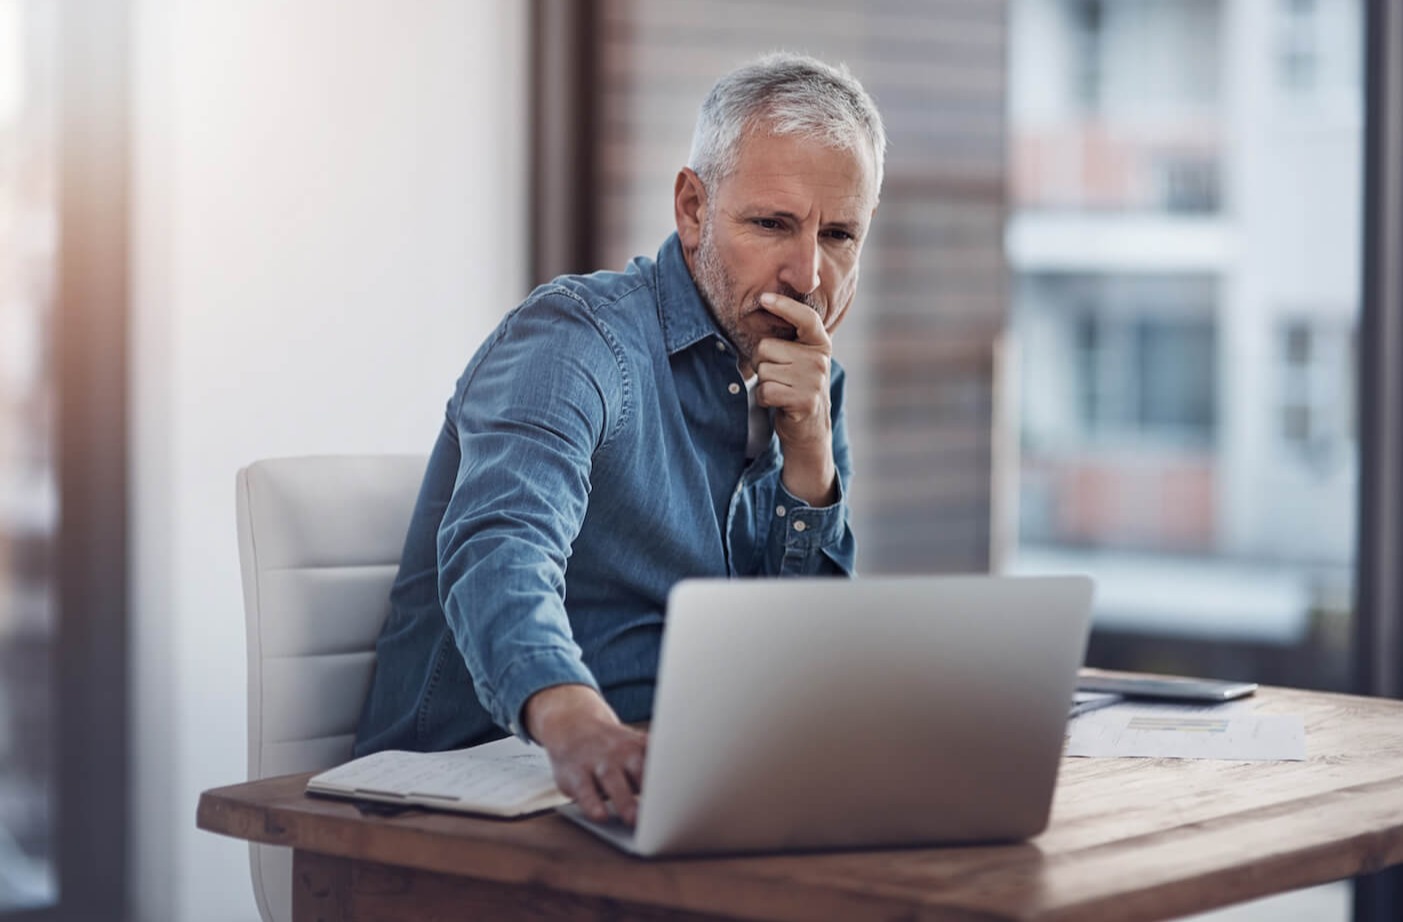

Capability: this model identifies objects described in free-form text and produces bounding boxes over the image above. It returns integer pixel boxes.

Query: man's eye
[824,229,855,242]
[754,218,783,230]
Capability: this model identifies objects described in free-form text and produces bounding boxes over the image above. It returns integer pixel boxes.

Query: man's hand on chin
[523,683,648,826]
[751,291,838,507]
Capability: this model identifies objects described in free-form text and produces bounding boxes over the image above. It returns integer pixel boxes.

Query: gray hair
[688,52,887,198]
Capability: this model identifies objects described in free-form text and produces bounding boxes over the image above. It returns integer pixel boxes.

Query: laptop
[559,573,1095,857]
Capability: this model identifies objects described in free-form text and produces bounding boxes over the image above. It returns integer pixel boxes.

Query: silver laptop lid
[623,574,1094,857]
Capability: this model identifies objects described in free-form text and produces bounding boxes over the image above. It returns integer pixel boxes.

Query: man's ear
[674,167,707,251]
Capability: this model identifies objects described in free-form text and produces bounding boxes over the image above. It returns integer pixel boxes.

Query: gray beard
[691,221,756,367]
[691,221,823,369]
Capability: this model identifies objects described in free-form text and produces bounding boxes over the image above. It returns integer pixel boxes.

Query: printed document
[1067,701,1306,761]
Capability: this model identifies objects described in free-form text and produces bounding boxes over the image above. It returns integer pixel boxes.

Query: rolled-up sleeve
[435,290,629,739]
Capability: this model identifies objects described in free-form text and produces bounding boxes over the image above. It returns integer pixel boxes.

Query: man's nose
[779,233,821,295]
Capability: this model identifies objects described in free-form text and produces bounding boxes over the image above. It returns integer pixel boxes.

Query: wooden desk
[198,684,1403,921]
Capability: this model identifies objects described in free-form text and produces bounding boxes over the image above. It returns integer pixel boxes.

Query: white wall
[129,2,529,919]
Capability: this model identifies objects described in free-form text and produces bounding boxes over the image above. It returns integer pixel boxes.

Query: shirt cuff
[774,479,847,552]
[490,648,600,741]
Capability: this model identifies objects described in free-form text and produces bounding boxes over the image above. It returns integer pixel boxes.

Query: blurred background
[0,0,1381,919]
[0,0,57,910]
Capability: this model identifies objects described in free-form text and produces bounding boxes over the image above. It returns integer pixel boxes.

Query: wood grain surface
[199,683,1403,922]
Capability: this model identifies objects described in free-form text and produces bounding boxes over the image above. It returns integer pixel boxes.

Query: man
[355,52,886,826]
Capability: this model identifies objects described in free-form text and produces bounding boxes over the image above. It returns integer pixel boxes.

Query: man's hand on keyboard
[523,683,648,826]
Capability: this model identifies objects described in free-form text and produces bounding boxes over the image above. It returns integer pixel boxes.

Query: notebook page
[308,736,566,811]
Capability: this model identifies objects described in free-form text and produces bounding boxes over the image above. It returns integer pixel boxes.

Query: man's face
[678,130,877,372]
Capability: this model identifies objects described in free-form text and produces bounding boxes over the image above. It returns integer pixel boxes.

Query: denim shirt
[353,233,855,756]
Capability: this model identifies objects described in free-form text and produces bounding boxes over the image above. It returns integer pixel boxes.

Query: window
[1273,0,1363,111]
[1010,0,1223,214]
[1158,154,1220,214]
[1074,313,1216,443]
[0,0,129,917]
[1277,317,1356,470]
[1017,273,1217,452]
[1070,0,1105,111]
[1011,0,1361,699]
[1278,0,1320,94]
[0,1,59,909]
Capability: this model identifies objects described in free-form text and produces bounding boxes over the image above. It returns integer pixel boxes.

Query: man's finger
[566,769,611,822]
[753,345,830,378]
[597,764,639,826]
[758,292,829,347]
[623,749,645,792]
[757,380,828,421]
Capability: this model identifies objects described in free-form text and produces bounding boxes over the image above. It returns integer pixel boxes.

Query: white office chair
[235,454,427,922]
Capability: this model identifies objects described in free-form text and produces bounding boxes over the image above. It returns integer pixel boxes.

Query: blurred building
[1008,0,1361,678]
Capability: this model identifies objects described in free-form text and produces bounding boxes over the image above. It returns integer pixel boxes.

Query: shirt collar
[655,232,726,356]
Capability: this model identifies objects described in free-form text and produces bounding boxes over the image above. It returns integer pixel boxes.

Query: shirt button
[793,520,807,533]
[728,382,741,395]
[775,505,787,517]
[716,341,727,352]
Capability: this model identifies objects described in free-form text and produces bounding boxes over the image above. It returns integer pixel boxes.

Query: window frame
[1353,0,1403,919]
[5,0,136,919]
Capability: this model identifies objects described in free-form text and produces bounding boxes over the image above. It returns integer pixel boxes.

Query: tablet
[1076,674,1258,703]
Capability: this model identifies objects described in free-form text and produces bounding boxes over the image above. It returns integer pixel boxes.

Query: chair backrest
[235,454,426,922]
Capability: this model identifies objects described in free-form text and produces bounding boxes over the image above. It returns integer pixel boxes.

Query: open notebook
[305,735,567,817]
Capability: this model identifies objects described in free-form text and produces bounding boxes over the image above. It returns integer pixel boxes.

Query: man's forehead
[718,132,877,215]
